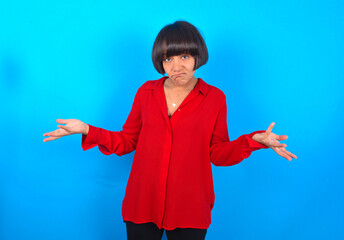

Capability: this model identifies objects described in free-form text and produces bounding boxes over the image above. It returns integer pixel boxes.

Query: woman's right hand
[43,119,89,142]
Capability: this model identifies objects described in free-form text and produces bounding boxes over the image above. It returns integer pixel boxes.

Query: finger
[56,119,70,124]
[268,138,287,148]
[45,128,69,137]
[270,141,287,148]
[43,136,61,142]
[43,130,59,136]
[280,150,293,161]
[272,147,292,161]
[266,122,275,135]
[275,134,288,141]
[279,151,292,161]
[57,125,70,132]
[280,148,297,159]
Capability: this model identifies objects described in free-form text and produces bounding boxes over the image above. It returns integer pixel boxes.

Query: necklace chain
[164,77,197,109]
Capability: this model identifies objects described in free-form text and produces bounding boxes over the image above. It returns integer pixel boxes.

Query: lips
[173,73,185,78]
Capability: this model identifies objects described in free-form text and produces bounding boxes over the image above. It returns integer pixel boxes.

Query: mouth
[172,73,185,78]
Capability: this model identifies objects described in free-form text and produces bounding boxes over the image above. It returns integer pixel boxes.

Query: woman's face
[162,54,196,87]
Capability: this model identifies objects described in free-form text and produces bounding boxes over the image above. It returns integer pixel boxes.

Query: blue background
[1,0,343,239]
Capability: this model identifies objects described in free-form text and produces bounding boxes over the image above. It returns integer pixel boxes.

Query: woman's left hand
[252,122,297,161]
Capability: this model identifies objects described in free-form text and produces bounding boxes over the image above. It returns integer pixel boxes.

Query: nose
[171,58,182,72]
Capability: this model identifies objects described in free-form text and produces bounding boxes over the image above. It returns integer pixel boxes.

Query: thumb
[57,124,70,132]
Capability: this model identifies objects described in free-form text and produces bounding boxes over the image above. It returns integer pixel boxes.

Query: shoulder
[198,78,226,102]
[132,77,166,99]
[139,76,167,91]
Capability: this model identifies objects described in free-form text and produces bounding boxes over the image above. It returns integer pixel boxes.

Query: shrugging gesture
[43,119,89,142]
[252,122,297,161]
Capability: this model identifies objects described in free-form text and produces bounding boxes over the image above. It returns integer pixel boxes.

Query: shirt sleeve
[210,98,269,166]
[81,88,142,156]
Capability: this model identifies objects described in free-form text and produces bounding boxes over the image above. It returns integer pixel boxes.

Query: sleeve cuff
[81,124,103,151]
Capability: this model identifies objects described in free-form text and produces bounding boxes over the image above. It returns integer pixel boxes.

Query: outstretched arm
[252,122,297,161]
[43,87,142,156]
[209,99,269,166]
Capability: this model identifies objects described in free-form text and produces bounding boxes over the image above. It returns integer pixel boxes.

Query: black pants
[125,221,207,240]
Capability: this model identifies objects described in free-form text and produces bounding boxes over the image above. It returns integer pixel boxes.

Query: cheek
[188,59,196,70]
[162,63,168,73]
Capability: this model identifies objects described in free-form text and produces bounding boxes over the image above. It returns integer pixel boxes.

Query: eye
[164,57,171,62]
[181,55,189,59]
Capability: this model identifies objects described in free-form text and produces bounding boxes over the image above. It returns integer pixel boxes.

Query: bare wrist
[84,124,89,135]
[252,133,260,142]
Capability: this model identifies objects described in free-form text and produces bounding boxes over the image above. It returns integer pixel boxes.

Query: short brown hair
[152,21,208,74]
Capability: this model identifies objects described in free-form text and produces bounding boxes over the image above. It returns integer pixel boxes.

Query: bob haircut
[152,21,208,74]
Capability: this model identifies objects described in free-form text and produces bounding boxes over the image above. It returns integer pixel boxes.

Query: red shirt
[81,76,268,230]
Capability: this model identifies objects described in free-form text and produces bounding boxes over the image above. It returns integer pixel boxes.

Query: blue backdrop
[1,0,343,239]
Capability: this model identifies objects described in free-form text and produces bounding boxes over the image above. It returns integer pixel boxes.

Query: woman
[43,21,297,240]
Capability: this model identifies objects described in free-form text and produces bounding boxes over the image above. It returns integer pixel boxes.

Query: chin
[175,79,188,85]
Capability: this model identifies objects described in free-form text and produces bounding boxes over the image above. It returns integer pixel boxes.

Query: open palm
[252,122,297,161]
[43,119,89,142]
